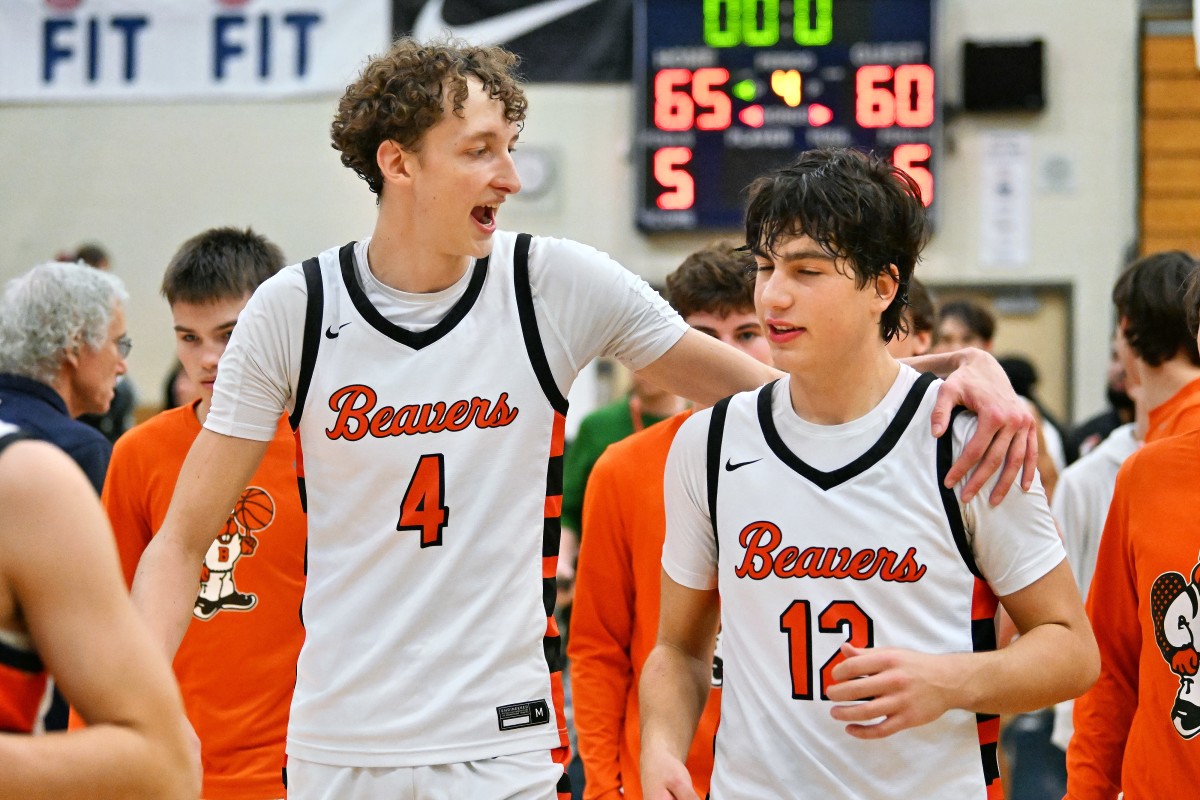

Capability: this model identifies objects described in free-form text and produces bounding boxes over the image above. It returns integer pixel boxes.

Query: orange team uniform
[569,411,720,800]
[1067,427,1200,798]
[102,402,306,800]
[1145,375,1200,443]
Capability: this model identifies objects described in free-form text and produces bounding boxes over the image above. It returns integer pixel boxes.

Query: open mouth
[471,204,497,228]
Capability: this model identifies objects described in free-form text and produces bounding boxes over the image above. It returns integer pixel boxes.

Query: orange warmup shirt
[1067,428,1200,798]
[102,403,306,800]
[569,411,720,800]
[1145,375,1200,443]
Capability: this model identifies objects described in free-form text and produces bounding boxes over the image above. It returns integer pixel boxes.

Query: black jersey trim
[513,233,569,415]
[706,397,732,558]
[757,371,938,491]
[936,406,985,580]
[0,635,42,673]
[289,255,325,432]
[340,240,488,351]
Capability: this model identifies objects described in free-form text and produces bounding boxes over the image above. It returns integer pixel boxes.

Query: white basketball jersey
[704,374,1003,799]
[287,233,569,767]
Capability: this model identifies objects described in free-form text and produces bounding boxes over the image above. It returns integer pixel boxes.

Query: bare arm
[130,429,269,658]
[826,560,1098,739]
[639,572,720,800]
[636,328,781,408]
[0,441,198,800]
[903,347,1039,505]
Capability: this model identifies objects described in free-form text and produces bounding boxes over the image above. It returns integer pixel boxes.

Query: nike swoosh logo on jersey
[725,457,762,471]
[325,322,352,339]
[413,0,603,45]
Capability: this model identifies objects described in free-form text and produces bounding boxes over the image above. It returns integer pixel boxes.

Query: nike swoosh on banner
[413,0,603,45]
[725,458,763,472]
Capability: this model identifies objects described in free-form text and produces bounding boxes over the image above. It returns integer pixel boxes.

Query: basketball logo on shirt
[1150,555,1200,739]
[193,486,275,621]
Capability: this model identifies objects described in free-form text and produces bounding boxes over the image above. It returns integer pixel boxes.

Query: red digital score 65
[654,67,733,131]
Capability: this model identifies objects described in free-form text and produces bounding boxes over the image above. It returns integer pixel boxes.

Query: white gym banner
[0,0,388,102]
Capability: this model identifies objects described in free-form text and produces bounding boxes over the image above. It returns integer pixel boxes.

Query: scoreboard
[634,0,938,232]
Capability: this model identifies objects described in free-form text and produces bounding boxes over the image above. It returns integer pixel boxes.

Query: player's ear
[874,265,900,306]
[377,140,414,186]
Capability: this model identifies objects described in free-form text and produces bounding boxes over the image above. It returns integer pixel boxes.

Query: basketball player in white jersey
[641,149,1099,800]
[129,40,1037,799]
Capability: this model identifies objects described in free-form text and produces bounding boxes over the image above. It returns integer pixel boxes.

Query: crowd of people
[1,36,1194,800]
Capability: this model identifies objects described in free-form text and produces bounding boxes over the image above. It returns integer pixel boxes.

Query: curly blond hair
[331,38,528,196]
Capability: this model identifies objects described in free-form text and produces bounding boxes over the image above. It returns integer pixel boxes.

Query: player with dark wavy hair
[743,148,928,344]
[641,148,1096,800]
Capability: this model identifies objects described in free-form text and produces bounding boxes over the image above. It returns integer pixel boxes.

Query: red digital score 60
[855,64,935,128]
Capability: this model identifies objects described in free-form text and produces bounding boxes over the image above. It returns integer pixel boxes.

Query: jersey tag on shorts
[496,699,550,731]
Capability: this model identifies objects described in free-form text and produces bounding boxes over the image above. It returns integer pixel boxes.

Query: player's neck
[786,348,900,425]
[367,211,471,294]
[1137,357,1200,414]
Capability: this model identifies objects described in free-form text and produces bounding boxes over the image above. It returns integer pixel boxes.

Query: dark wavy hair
[743,148,929,342]
[1112,250,1200,367]
[331,38,527,196]
[666,240,756,320]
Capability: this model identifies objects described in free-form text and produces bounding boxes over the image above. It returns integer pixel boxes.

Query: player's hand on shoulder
[932,347,1038,506]
[640,742,701,800]
[826,643,967,739]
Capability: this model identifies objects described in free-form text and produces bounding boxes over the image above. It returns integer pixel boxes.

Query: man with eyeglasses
[0,260,131,497]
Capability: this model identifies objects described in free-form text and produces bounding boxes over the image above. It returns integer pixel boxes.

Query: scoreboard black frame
[634,0,939,232]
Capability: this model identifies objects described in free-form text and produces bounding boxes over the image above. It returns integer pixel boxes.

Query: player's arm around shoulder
[0,440,198,800]
[639,414,720,800]
[825,411,1098,739]
[638,327,781,408]
[130,429,269,659]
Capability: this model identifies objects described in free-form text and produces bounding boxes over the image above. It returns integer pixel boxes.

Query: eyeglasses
[116,335,133,358]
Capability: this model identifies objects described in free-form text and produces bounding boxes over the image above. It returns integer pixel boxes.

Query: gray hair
[0,261,128,384]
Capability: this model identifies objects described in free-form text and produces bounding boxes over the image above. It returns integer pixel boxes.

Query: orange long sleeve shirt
[568,411,720,800]
[1067,428,1200,798]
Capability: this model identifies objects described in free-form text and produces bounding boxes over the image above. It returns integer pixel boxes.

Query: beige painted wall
[0,0,1139,422]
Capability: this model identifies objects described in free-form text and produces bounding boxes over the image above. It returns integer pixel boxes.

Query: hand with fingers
[931,348,1038,506]
[825,643,968,739]
[640,742,702,800]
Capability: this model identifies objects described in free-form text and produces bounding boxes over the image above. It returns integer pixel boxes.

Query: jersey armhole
[706,396,732,559]
[935,405,985,581]
[289,255,325,432]
[513,233,569,415]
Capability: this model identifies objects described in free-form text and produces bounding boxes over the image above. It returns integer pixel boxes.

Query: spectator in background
[162,360,201,411]
[1066,333,1135,461]
[999,355,1068,475]
[932,298,995,353]
[57,243,136,442]
[0,261,128,496]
